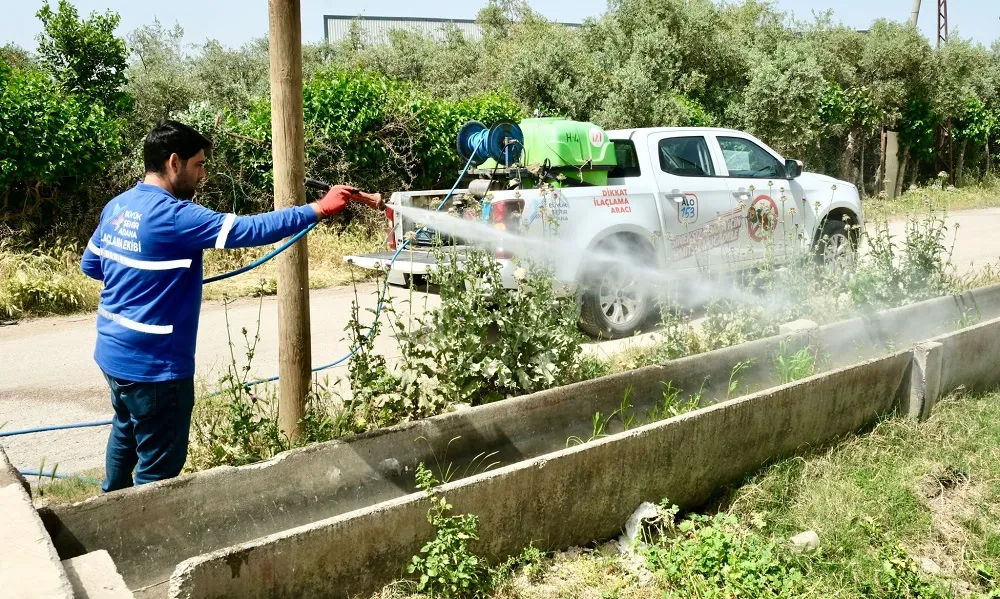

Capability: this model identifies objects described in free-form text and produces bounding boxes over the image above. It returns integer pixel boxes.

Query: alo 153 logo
[678,193,698,224]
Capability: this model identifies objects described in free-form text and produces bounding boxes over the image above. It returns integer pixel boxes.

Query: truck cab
[348,124,863,339]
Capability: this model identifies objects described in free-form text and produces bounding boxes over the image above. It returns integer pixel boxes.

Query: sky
[1,0,997,52]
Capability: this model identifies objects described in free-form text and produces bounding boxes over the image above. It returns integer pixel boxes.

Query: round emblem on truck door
[747,195,778,242]
[588,127,604,147]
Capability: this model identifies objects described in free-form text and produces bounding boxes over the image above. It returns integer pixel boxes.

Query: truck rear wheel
[578,240,654,339]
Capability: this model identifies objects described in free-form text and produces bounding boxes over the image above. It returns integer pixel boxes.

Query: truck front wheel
[815,217,857,269]
[578,240,654,339]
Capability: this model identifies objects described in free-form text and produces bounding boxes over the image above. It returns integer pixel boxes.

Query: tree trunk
[956,138,967,187]
[895,146,910,198]
[875,127,887,195]
[269,0,311,443]
[858,134,866,198]
[986,138,992,175]
[839,131,857,182]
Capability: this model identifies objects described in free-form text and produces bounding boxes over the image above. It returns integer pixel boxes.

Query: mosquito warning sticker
[746,195,778,242]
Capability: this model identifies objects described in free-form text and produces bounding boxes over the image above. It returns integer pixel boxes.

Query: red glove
[313,185,383,218]
[314,185,356,218]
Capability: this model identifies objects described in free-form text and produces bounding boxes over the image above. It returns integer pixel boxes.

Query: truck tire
[815,217,856,268]
[578,239,654,339]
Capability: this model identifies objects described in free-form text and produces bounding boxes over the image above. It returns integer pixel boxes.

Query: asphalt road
[2,208,998,475]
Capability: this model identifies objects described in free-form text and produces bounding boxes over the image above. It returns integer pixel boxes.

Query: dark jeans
[101,372,195,493]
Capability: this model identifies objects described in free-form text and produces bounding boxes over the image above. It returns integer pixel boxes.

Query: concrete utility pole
[909,0,922,26]
[268,0,310,442]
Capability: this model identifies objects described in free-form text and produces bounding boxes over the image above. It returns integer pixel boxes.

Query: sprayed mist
[391,204,783,309]
[389,202,960,333]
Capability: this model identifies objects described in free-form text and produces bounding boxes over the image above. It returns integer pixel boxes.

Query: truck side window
[658,136,715,177]
[717,137,783,178]
[609,140,641,178]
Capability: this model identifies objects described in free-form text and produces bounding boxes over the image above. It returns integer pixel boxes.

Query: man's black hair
[143,120,212,174]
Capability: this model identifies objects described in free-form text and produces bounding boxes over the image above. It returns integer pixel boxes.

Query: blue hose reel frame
[456,120,524,168]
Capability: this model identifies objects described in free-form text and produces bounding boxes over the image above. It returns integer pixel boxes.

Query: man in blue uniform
[81,120,378,492]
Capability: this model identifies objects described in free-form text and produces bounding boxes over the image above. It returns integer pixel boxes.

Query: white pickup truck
[348,126,863,339]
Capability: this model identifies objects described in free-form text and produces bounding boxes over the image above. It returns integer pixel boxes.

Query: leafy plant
[727,359,753,401]
[391,245,583,416]
[648,381,702,422]
[701,301,777,351]
[408,463,492,598]
[613,385,636,431]
[35,0,129,110]
[342,267,405,428]
[417,436,500,485]
[566,411,611,447]
[186,287,343,471]
[643,500,810,598]
[0,60,124,235]
[858,520,950,599]
[774,341,817,385]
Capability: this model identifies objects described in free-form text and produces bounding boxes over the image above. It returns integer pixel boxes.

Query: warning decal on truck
[593,188,631,214]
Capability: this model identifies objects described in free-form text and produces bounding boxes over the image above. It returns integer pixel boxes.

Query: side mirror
[784,159,803,179]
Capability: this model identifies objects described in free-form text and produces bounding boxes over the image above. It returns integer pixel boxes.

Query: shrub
[0,62,124,235]
[391,246,584,416]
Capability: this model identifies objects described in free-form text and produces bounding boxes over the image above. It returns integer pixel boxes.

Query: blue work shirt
[81,182,317,382]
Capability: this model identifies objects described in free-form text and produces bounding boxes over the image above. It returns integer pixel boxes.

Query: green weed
[408,463,492,599]
[774,341,818,385]
[643,501,810,598]
[648,381,702,422]
[566,411,611,448]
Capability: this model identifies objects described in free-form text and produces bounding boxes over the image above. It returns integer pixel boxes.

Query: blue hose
[202,221,318,284]
[19,469,101,486]
[0,420,114,438]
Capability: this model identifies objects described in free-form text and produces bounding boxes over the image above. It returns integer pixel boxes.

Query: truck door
[646,132,742,274]
[712,134,800,264]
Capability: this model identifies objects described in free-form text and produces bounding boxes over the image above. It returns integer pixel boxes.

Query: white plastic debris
[789,530,820,554]
[618,501,660,554]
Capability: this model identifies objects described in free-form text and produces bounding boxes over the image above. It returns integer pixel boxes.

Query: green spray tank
[456,117,617,188]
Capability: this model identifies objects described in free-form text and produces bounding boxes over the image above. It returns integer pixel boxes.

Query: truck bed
[347,246,470,286]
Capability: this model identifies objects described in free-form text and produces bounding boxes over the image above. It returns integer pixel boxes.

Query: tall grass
[0,238,101,319]
[865,175,1000,221]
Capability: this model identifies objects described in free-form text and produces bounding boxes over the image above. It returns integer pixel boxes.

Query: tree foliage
[0,61,123,234]
[2,0,1000,240]
[35,0,129,111]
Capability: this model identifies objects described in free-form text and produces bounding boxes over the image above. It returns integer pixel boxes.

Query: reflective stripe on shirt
[88,242,192,271]
[215,214,236,249]
[97,306,173,335]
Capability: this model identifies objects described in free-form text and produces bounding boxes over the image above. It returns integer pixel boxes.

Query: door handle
[732,190,751,201]
[664,189,685,203]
